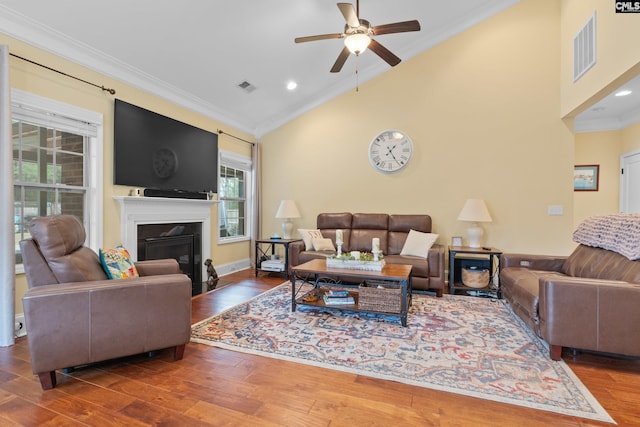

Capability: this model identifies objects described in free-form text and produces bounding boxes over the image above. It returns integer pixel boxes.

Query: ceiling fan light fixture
[344,33,371,55]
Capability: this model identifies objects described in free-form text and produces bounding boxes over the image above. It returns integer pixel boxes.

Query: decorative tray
[326,256,385,271]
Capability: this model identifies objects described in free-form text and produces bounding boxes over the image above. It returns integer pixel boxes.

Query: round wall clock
[368,129,413,173]
[152,148,178,178]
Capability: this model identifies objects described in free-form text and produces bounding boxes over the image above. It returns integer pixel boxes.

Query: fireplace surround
[114,196,218,293]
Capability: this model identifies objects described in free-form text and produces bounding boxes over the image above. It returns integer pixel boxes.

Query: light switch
[547,205,564,216]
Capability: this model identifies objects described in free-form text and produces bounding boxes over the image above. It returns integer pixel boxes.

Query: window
[12,89,103,270]
[218,151,252,243]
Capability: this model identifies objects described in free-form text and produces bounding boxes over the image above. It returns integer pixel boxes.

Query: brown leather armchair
[20,215,192,390]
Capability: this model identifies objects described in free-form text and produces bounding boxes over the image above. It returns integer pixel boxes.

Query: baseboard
[216,258,251,277]
[15,313,26,338]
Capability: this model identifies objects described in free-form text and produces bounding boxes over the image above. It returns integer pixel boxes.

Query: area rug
[191,283,614,424]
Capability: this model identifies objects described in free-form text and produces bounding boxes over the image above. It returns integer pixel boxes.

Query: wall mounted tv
[113,99,218,194]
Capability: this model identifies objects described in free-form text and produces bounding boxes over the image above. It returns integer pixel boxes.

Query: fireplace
[137,222,201,295]
[114,196,218,296]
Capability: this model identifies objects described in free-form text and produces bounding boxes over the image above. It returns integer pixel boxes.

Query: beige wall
[560,0,640,118]
[573,131,622,225]
[261,0,575,257]
[3,34,254,313]
[622,121,640,152]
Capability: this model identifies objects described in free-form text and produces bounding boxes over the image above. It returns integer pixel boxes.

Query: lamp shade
[457,199,492,223]
[275,200,301,219]
[344,33,371,55]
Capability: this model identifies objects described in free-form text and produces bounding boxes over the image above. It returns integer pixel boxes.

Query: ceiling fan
[294,1,421,73]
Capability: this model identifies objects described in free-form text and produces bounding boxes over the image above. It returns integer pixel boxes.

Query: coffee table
[291,259,413,326]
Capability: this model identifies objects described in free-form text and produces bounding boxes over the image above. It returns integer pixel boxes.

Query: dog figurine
[204,258,219,289]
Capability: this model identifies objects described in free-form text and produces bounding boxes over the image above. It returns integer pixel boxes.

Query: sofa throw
[573,213,640,260]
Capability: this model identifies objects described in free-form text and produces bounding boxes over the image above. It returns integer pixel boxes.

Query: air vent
[573,12,596,82]
[237,80,257,93]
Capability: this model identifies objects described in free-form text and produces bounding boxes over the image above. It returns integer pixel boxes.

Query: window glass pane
[58,151,84,186]
[60,131,84,154]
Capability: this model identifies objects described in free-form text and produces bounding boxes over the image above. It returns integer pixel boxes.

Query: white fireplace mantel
[113,196,219,279]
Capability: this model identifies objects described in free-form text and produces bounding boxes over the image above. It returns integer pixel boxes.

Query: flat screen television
[113,99,218,194]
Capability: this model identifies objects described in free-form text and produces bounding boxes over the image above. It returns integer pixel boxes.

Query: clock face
[368,130,413,173]
[152,148,178,178]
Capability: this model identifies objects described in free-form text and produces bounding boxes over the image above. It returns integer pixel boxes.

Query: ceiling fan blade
[295,33,344,43]
[330,47,351,73]
[372,20,421,36]
[338,3,360,28]
[368,39,401,67]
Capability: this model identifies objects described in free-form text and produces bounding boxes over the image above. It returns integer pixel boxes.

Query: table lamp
[457,198,492,248]
[275,199,301,239]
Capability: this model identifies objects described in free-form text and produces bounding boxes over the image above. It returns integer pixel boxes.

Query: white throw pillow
[312,237,336,251]
[400,230,439,258]
[298,228,324,250]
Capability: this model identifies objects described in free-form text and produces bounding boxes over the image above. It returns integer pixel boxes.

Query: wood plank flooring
[1,269,639,426]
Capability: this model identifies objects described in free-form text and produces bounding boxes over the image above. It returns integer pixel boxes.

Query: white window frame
[218,150,252,244]
[12,89,103,273]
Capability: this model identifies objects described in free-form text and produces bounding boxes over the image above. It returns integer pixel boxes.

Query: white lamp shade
[458,199,492,248]
[275,200,301,219]
[344,33,371,55]
[457,199,492,223]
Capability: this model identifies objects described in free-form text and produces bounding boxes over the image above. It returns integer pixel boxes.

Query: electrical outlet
[14,314,26,338]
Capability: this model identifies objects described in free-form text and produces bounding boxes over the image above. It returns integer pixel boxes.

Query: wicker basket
[358,280,402,313]
[461,267,490,288]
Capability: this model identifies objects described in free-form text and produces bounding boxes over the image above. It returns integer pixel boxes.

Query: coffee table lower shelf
[291,259,413,327]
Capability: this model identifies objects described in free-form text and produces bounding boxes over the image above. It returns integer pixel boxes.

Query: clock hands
[385,144,404,167]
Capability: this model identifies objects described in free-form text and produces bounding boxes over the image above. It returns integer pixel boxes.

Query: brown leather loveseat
[500,213,640,360]
[20,215,192,389]
[288,213,445,296]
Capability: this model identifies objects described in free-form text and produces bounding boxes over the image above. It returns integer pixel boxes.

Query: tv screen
[113,99,218,194]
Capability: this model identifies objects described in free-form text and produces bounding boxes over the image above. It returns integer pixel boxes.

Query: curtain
[250,140,262,268]
[0,45,15,347]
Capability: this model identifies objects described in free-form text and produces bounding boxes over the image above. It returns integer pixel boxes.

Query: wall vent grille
[573,12,596,82]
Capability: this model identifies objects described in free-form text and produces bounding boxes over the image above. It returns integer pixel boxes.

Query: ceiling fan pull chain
[355,59,360,92]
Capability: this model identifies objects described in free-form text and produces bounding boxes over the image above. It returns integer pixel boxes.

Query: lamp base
[466,223,484,248]
[282,220,293,240]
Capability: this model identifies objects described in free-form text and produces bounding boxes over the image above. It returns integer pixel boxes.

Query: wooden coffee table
[291,259,413,326]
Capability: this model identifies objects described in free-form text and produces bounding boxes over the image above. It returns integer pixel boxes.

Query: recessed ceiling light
[287,81,298,91]
[615,90,632,97]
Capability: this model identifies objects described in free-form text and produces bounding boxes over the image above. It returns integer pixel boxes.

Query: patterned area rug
[191,283,614,424]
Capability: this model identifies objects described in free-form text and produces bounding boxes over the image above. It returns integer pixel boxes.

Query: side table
[448,246,502,298]
[255,238,301,281]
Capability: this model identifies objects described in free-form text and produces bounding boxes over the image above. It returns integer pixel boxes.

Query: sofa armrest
[538,277,640,359]
[22,274,192,374]
[135,258,181,276]
[428,244,445,280]
[500,253,566,272]
[288,240,306,269]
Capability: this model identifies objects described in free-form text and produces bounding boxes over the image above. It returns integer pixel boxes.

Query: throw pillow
[400,230,439,259]
[312,237,336,252]
[298,228,324,250]
[99,245,139,279]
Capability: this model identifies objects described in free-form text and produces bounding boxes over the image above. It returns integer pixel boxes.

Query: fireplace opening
[137,223,204,296]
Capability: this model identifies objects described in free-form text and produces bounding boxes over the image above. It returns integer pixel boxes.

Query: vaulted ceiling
[0,0,637,137]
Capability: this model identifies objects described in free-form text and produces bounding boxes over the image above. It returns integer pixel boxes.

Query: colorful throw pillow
[312,237,336,252]
[298,228,324,250]
[99,246,139,279]
[400,230,439,259]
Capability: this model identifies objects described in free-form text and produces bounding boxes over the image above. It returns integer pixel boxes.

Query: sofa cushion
[400,230,439,259]
[99,246,140,280]
[384,254,429,278]
[298,229,323,251]
[388,214,432,255]
[561,244,640,283]
[312,238,336,251]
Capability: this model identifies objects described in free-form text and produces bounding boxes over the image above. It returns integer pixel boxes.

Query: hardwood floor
[1,269,639,426]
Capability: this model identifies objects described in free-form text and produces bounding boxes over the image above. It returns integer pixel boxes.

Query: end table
[448,246,502,298]
[255,238,301,281]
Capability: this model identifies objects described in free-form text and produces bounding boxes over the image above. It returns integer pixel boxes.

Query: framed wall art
[574,165,599,191]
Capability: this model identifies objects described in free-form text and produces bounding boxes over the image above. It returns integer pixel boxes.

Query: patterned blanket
[573,213,640,260]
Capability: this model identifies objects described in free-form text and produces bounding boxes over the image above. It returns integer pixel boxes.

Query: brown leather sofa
[500,244,640,361]
[288,213,445,296]
[20,215,192,390]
